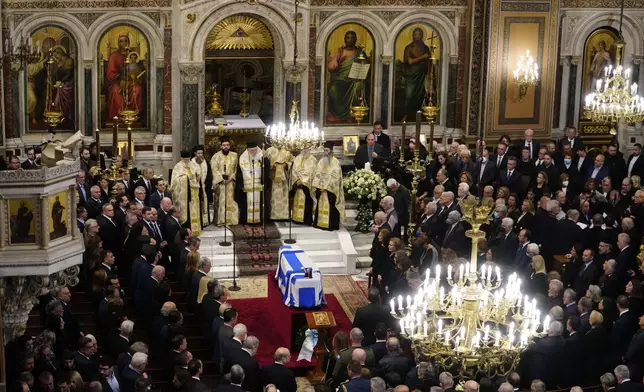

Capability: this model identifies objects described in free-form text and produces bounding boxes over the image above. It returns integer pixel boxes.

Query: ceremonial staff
[261,150,267,242]
[250,157,256,241]
[219,164,232,247]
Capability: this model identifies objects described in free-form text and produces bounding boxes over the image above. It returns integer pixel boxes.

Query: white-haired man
[522,321,565,387]
[110,319,134,359]
[491,217,518,265]
[442,211,468,257]
[387,178,410,231]
[380,196,399,235]
[457,183,472,202]
[122,352,148,392]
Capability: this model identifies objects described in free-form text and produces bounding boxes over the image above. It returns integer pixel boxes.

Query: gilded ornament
[186,13,196,23]
[206,15,274,50]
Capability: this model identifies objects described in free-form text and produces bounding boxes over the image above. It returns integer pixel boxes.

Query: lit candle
[424,321,428,337]
[445,330,451,346]
[487,265,492,282]
[543,315,550,332]
[364,162,371,171]
[435,264,441,279]
[495,331,501,346]
[459,264,464,281]
[447,264,452,280]
[437,319,443,334]
[496,266,501,282]
[398,295,403,311]
[400,319,405,335]
[425,268,430,283]
[406,295,412,309]
[390,299,396,314]
[439,286,444,305]
[484,324,490,341]
[465,262,470,278]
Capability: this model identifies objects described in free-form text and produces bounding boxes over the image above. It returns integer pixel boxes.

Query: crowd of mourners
[4,126,644,392]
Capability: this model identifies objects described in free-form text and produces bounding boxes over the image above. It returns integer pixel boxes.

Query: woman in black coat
[525,255,548,299]
[370,228,392,289]
[514,199,535,234]
[583,310,609,386]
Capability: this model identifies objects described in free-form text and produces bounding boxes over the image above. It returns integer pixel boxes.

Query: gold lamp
[209,84,225,116]
[391,197,545,379]
[513,50,539,102]
[349,51,369,124]
[118,47,140,166]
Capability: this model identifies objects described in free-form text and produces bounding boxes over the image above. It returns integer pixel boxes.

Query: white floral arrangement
[344,169,387,202]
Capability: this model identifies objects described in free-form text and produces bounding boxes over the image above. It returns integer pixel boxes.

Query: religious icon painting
[392,23,441,124]
[581,27,619,121]
[98,25,149,129]
[9,198,36,244]
[27,26,77,132]
[343,135,359,156]
[324,23,374,126]
[49,190,69,241]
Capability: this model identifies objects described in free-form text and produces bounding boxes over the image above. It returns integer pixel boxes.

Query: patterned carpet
[223,274,368,321]
[229,223,282,276]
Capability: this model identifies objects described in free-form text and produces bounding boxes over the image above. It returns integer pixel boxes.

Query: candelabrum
[391,198,546,380]
[513,50,539,102]
[265,100,324,152]
[209,84,225,117]
[239,88,250,118]
[1,37,40,70]
[583,62,644,124]
[43,50,64,130]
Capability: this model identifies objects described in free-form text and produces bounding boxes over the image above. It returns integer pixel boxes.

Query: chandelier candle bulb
[465,262,470,278]
[445,330,451,346]
[400,320,405,335]
[484,324,490,341]
[407,295,412,309]
[495,331,501,346]
[496,267,501,282]
[437,319,443,334]
[487,265,492,282]
[398,295,403,312]
[459,264,464,281]
[435,264,441,279]
[390,299,396,314]
[439,286,444,305]
[424,321,428,337]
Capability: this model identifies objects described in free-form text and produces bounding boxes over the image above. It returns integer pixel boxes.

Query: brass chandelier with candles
[390,198,547,380]
[583,0,644,124]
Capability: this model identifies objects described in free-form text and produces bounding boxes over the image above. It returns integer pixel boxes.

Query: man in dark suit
[598,259,622,300]
[217,309,239,371]
[260,347,297,392]
[165,209,185,269]
[625,317,644,383]
[97,250,118,279]
[352,288,393,346]
[609,297,639,369]
[475,151,497,189]
[516,129,540,160]
[511,229,533,277]
[190,258,211,311]
[627,144,644,178]
[615,365,644,392]
[114,195,129,228]
[21,147,40,170]
[497,157,522,194]
[202,281,225,343]
[187,359,211,392]
[218,365,246,392]
[492,218,519,265]
[212,303,231,368]
[98,355,122,392]
[441,211,470,257]
[134,167,157,204]
[98,204,121,258]
[378,337,413,381]
[354,134,385,170]
[606,144,627,186]
[226,336,261,392]
[578,297,593,334]
[369,121,390,149]
[76,171,91,206]
[56,287,83,347]
[563,316,584,387]
[120,352,148,392]
[149,180,171,210]
[492,142,509,172]
[573,249,600,300]
[586,154,610,183]
[108,319,133,360]
[520,320,565,388]
[139,266,170,322]
[616,233,636,284]
[77,207,87,234]
[552,210,584,255]
[86,186,104,219]
[560,127,585,152]
[75,336,99,381]
[367,323,388,363]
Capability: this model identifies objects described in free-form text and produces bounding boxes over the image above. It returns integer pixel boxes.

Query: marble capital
[178,62,204,84]
[570,56,581,66]
[283,60,308,84]
[380,55,393,65]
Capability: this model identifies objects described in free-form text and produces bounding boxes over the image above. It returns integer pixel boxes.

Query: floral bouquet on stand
[344,169,388,232]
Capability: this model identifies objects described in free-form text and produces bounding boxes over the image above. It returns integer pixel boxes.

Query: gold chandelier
[513,50,539,102]
[392,198,546,380]
[583,0,644,124]
[264,0,323,153]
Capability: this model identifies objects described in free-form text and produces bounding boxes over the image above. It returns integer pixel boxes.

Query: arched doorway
[204,15,275,125]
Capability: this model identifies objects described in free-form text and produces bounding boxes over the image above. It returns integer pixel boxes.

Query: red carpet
[228,274,353,368]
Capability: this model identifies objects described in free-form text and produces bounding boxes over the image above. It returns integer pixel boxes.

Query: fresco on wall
[98,25,149,129]
[392,23,441,124]
[581,27,619,119]
[27,26,77,132]
[325,23,374,125]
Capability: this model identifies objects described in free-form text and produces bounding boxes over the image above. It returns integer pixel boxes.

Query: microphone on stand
[220,163,231,247]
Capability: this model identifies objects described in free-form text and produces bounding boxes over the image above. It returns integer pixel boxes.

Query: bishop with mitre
[236,141,270,225]
[169,150,207,235]
[210,136,239,226]
[312,141,345,230]
[291,148,317,225]
[266,145,293,221]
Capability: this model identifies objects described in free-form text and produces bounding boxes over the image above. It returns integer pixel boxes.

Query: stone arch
[570,13,643,58]
[385,11,457,59]
[88,14,163,133]
[12,15,87,135]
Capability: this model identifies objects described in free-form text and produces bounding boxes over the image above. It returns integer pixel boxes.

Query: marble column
[558,56,571,130]
[636,58,644,99]
[447,56,459,129]
[0,197,5,249]
[40,195,48,249]
[380,55,392,128]
[164,28,173,135]
[568,57,580,127]
[156,59,165,135]
[84,62,93,137]
[178,62,204,152]
[70,186,78,239]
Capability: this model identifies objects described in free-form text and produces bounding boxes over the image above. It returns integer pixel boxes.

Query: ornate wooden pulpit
[305,311,337,382]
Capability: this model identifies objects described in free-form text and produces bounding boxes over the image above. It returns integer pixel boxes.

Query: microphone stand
[251,158,256,241]
[284,161,296,244]
[219,163,232,247]
[261,155,266,242]
[228,229,241,291]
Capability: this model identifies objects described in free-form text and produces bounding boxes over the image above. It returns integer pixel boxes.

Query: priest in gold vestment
[210,137,239,226]
[236,141,270,224]
[266,145,293,220]
[170,150,207,235]
[191,145,212,225]
[291,148,317,225]
[312,141,345,230]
